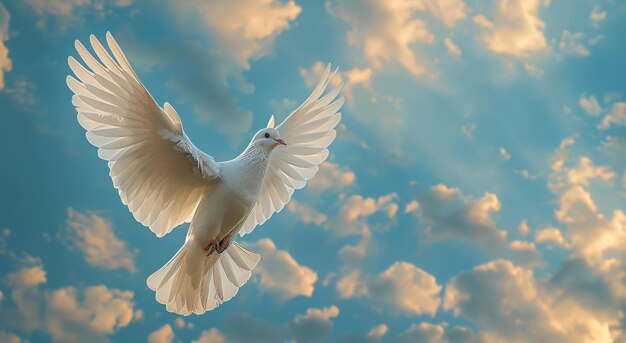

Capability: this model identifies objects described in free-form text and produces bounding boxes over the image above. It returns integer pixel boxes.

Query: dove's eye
[264,133,270,138]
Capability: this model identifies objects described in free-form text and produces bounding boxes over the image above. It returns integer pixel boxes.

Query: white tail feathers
[147,241,260,315]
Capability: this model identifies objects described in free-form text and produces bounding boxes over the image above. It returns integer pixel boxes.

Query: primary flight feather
[66,32,344,315]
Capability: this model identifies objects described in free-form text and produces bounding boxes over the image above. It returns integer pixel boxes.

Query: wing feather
[239,63,343,236]
[67,32,221,237]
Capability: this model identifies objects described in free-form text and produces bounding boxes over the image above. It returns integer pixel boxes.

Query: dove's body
[67,32,344,316]
[190,145,270,247]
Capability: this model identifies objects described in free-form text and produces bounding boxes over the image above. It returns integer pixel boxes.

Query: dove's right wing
[67,32,221,237]
[238,64,343,236]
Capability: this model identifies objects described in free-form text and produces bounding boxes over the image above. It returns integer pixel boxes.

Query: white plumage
[67,32,344,315]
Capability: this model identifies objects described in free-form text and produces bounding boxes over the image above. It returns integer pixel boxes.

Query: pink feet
[203,239,219,256]
[204,236,232,256]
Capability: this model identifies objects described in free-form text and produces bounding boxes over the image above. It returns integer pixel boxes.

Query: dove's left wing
[67,33,221,237]
[239,64,344,236]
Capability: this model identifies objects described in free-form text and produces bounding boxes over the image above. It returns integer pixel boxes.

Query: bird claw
[204,239,219,256]
[217,235,231,254]
[204,236,231,256]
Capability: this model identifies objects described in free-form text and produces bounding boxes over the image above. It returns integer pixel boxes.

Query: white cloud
[559,31,591,57]
[5,263,47,288]
[173,317,193,330]
[499,147,510,160]
[336,262,441,316]
[508,240,543,267]
[328,0,468,77]
[444,259,616,342]
[519,219,531,235]
[287,200,328,226]
[0,3,11,90]
[45,286,135,343]
[416,184,507,247]
[405,200,420,214]
[473,0,549,58]
[193,328,226,343]
[308,161,356,191]
[288,306,339,343]
[192,306,340,343]
[1,256,137,342]
[250,239,318,299]
[367,324,388,338]
[172,0,301,68]
[65,208,136,273]
[579,94,602,116]
[566,157,615,187]
[599,102,626,130]
[591,6,607,23]
[535,227,570,247]
[148,324,174,343]
[331,193,398,237]
[444,37,462,58]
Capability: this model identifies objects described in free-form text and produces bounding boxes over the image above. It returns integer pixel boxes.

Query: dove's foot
[217,235,232,254]
[204,239,219,256]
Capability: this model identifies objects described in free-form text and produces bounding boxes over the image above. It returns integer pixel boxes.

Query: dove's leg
[217,234,233,253]
[204,239,220,256]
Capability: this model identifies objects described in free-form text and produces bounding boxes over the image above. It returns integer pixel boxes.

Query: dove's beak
[274,138,287,146]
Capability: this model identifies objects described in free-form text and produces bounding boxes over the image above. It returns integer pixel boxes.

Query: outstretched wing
[67,32,221,237]
[239,64,344,236]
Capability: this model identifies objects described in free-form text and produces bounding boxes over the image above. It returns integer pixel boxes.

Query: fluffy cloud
[173,317,193,329]
[288,306,340,343]
[0,3,10,90]
[170,0,301,68]
[473,0,549,58]
[331,193,398,237]
[591,6,607,23]
[193,328,226,343]
[1,258,136,343]
[415,184,507,247]
[287,200,328,226]
[444,259,619,342]
[45,286,135,343]
[579,94,602,116]
[338,322,482,342]
[559,31,591,57]
[535,227,570,247]
[499,147,510,160]
[193,306,340,343]
[336,262,441,316]
[328,0,467,77]
[367,324,388,338]
[444,38,462,58]
[309,161,356,191]
[250,239,318,299]
[566,157,615,187]
[549,143,624,260]
[148,324,174,343]
[65,208,136,273]
[599,102,626,130]
[508,240,543,267]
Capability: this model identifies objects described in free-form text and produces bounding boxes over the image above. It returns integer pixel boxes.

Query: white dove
[66,32,344,316]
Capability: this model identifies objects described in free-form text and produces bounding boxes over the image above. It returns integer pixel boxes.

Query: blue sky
[1,0,626,342]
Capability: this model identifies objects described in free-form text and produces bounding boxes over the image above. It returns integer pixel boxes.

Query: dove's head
[251,127,286,152]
